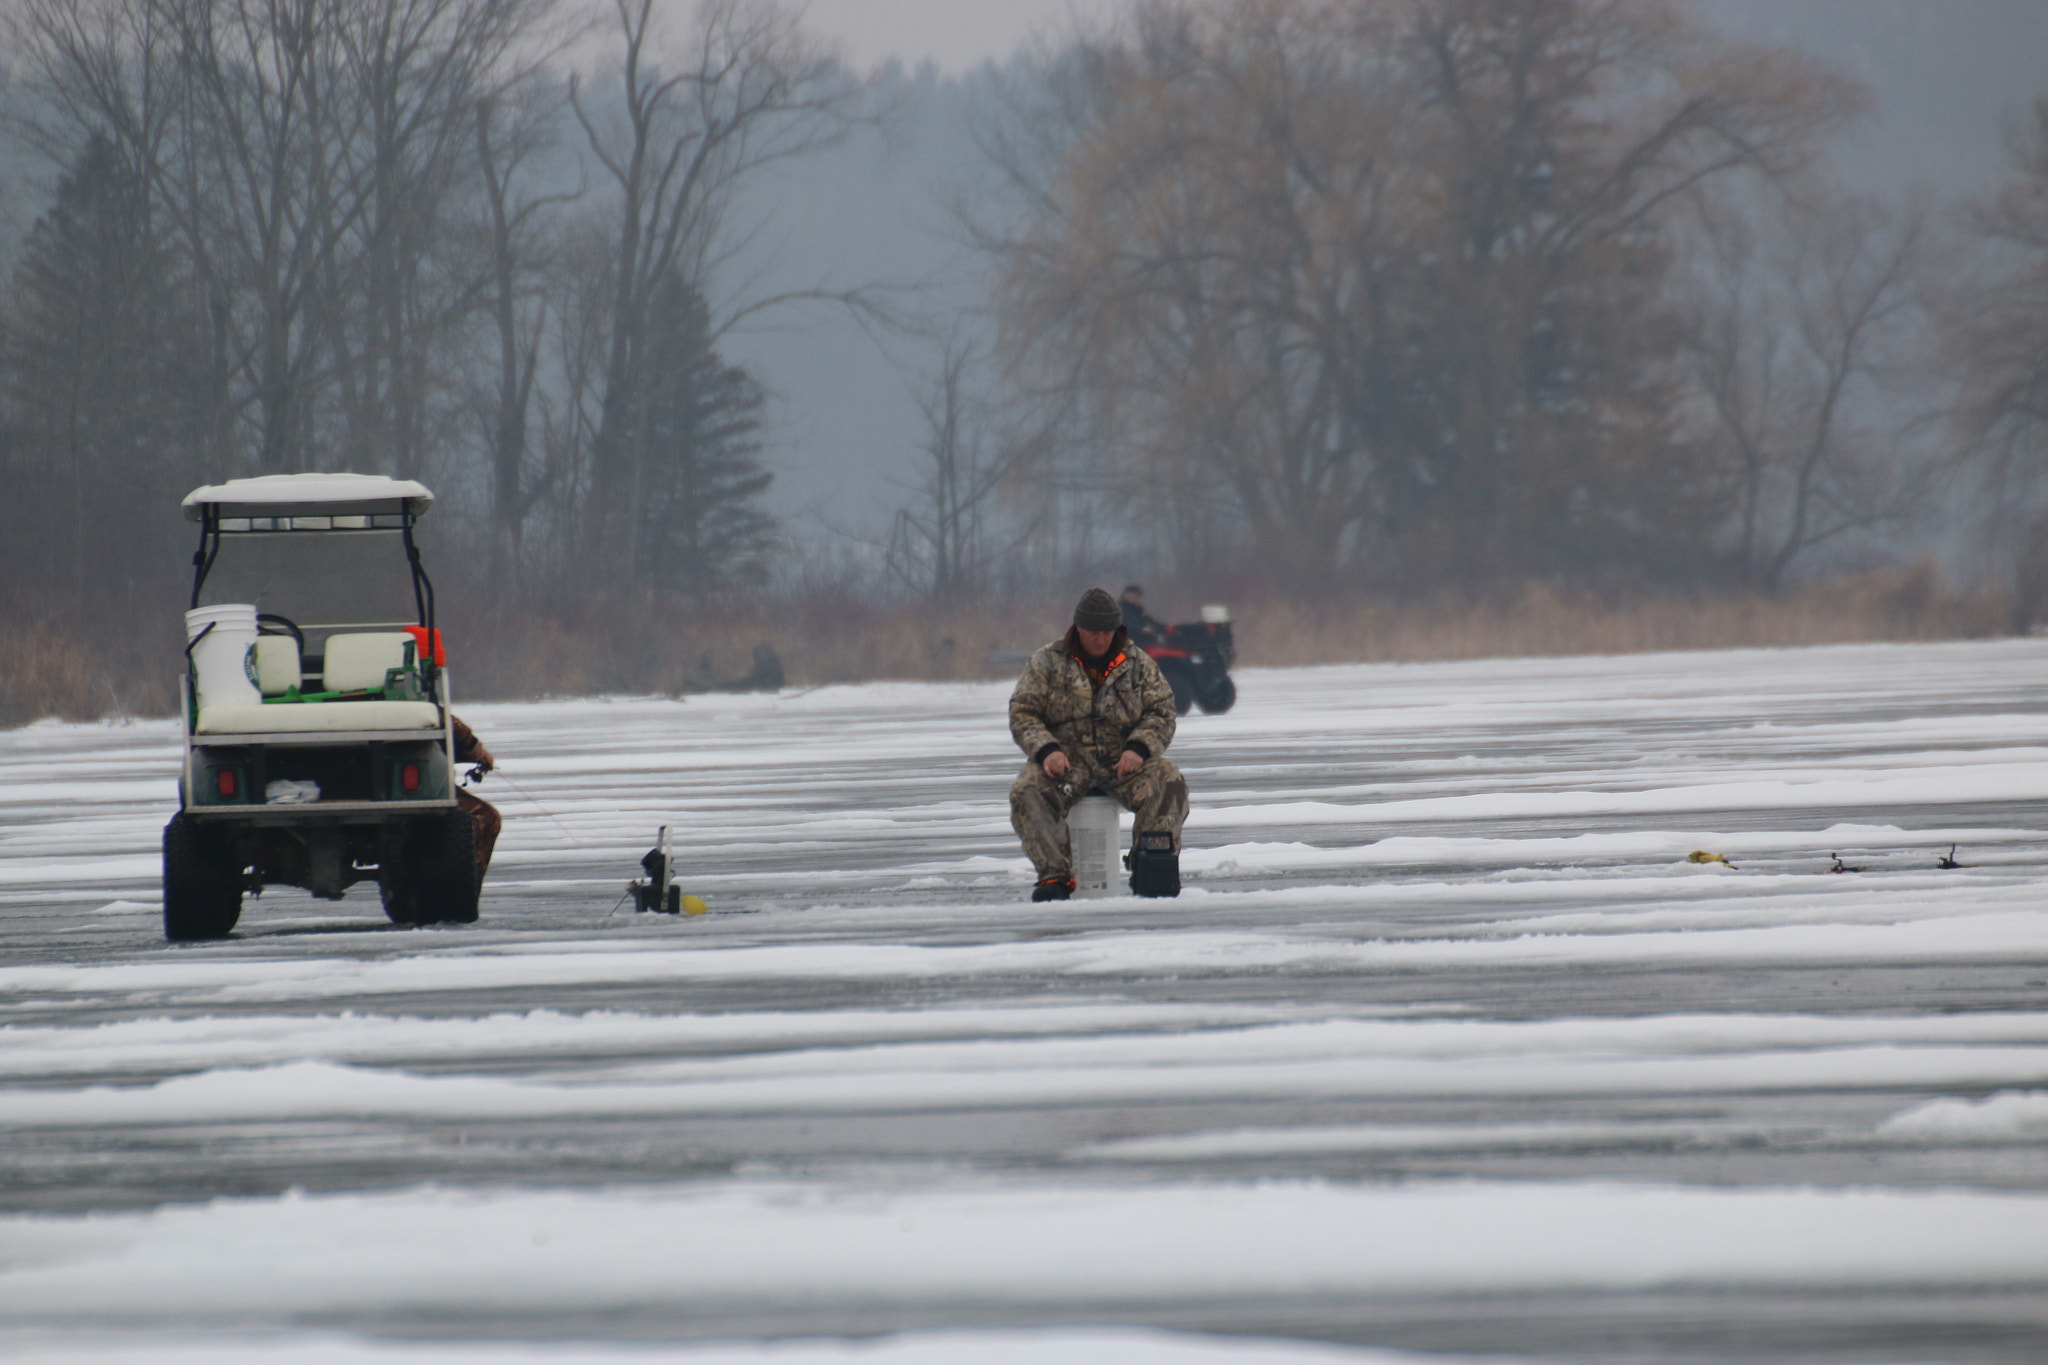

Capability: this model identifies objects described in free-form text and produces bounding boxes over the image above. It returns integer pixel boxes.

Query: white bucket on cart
[1070,795,1122,898]
[185,604,261,710]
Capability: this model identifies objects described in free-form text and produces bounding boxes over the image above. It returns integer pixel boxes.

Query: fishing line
[474,768,693,919]
[476,767,631,919]
[469,767,592,850]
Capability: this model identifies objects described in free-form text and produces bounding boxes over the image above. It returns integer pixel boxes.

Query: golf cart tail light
[216,768,237,798]
[401,763,420,793]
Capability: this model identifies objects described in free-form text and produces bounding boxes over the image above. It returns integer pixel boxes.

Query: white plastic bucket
[185,604,261,710]
[1070,795,1122,898]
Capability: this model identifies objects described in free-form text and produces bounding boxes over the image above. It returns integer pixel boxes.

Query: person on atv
[1009,588,1188,900]
[452,716,501,884]
[1119,584,1166,646]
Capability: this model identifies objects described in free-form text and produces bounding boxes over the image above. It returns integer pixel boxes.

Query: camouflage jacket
[1008,626,1177,772]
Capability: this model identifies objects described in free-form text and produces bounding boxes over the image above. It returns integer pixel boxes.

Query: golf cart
[164,474,474,939]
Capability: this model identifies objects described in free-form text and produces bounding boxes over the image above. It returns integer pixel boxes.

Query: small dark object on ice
[677,644,784,696]
[1829,852,1865,874]
[1936,844,1970,869]
[1126,831,1181,897]
[718,644,783,692]
[1032,875,1074,902]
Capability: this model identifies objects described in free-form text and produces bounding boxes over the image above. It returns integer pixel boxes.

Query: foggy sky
[799,0,1090,73]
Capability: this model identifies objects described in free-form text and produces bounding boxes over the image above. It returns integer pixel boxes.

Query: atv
[164,473,473,940]
[1140,608,1236,715]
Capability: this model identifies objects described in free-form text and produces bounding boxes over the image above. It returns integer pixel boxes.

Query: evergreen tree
[630,276,776,592]
[1,133,213,624]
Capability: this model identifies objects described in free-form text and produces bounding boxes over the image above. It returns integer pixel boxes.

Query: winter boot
[1128,832,1180,898]
[1031,875,1076,902]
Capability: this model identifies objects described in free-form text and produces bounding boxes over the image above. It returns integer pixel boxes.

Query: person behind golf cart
[453,715,500,882]
[1008,588,1188,901]
[1119,584,1166,646]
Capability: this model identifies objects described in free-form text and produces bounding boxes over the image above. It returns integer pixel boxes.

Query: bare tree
[1951,98,2048,621]
[987,0,1857,592]
[569,0,856,588]
[520,212,613,590]
[327,0,559,481]
[886,334,1044,600]
[1684,189,1938,589]
[474,79,579,589]
[12,0,558,476]
[154,0,372,471]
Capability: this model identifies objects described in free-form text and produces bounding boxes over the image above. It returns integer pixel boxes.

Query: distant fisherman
[1008,588,1188,900]
[1118,583,1166,646]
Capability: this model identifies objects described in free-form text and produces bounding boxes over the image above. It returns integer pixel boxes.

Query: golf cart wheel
[381,811,478,926]
[378,868,418,925]
[163,814,242,940]
[1195,672,1236,714]
[1157,660,1195,716]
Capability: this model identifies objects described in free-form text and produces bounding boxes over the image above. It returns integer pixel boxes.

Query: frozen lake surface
[4,640,2048,1363]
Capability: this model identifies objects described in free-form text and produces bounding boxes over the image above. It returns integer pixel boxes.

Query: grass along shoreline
[0,565,2010,728]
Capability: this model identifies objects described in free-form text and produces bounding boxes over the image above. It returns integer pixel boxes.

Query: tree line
[3,0,2048,664]
[0,0,832,633]
[970,0,2047,602]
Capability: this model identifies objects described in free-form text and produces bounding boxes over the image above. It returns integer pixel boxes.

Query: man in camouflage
[1009,587,1189,900]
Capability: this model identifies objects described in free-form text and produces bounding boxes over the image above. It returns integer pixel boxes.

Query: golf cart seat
[255,635,301,696]
[323,632,415,692]
[195,700,443,734]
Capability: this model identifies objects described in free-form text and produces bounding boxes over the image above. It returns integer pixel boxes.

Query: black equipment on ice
[1126,830,1181,898]
[629,825,683,914]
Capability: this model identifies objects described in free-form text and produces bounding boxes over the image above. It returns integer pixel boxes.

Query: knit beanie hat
[1073,587,1122,632]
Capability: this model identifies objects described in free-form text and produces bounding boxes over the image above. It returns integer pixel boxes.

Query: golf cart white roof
[183,473,434,522]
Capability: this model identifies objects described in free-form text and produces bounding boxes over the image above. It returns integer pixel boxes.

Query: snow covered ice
[3,639,2048,1362]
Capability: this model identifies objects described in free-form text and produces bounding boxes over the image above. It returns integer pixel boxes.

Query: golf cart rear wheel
[381,811,478,926]
[163,814,243,940]
[1157,660,1195,716]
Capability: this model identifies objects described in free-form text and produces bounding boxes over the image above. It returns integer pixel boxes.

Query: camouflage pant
[458,789,500,883]
[1010,755,1188,879]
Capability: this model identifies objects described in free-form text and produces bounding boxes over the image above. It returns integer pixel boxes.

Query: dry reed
[0,628,123,728]
[1236,565,2007,669]
[0,563,2012,727]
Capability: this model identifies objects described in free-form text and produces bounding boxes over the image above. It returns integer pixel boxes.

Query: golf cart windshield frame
[188,502,438,690]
